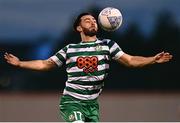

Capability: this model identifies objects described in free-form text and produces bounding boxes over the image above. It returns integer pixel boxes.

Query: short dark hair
[73,12,93,32]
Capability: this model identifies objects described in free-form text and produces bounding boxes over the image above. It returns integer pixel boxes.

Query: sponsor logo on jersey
[77,56,98,73]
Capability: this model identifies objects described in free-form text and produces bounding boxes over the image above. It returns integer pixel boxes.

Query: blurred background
[0,0,180,122]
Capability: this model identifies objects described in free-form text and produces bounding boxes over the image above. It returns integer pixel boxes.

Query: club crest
[95,44,102,51]
[69,114,75,121]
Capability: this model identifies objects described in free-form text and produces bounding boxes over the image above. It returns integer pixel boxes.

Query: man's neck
[81,35,97,42]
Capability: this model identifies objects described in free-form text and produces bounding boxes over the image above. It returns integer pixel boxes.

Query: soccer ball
[98,7,123,31]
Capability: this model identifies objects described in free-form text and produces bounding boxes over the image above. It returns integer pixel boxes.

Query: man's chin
[83,29,97,36]
[86,31,97,37]
[83,28,98,36]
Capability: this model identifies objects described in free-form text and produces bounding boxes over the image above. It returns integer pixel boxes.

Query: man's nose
[91,21,96,26]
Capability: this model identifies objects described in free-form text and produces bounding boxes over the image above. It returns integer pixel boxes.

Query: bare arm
[4,53,57,71]
[118,51,173,68]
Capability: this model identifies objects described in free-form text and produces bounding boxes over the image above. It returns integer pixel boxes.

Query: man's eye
[85,21,90,23]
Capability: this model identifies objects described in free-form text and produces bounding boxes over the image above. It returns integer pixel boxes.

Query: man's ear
[76,26,82,32]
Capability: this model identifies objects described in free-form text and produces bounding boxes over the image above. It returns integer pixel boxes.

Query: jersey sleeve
[50,45,68,67]
[108,40,124,60]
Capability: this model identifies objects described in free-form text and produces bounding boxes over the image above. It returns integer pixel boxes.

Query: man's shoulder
[66,43,78,47]
[98,38,111,42]
[97,38,114,45]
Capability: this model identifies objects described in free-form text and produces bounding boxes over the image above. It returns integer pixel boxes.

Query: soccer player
[4,13,172,122]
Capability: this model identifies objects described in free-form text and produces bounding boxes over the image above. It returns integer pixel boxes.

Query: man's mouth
[90,26,97,30]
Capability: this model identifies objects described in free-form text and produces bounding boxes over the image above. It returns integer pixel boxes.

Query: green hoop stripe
[56,53,65,62]
[69,43,98,48]
[111,48,120,58]
[108,40,115,49]
[68,69,107,77]
[67,80,104,85]
[65,86,101,95]
[67,50,109,58]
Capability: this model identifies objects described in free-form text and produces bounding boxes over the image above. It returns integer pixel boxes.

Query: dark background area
[0,3,179,92]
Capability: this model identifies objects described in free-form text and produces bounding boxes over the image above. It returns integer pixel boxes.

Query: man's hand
[4,52,20,66]
[154,51,173,63]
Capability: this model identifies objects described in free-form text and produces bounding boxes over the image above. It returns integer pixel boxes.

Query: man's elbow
[41,59,56,71]
[126,62,137,68]
[126,59,143,68]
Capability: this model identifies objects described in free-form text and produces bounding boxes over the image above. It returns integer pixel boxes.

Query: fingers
[4,52,14,58]
[169,55,173,59]
[163,52,173,59]
[159,51,165,55]
[156,51,165,58]
[156,51,173,63]
[163,53,173,63]
[4,52,15,62]
[159,52,173,58]
[9,54,15,58]
[4,52,9,60]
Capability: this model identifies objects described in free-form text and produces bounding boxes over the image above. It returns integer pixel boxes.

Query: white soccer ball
[98,7,123,31]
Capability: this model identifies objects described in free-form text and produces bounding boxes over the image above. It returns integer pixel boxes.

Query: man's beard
[83,27,98,37]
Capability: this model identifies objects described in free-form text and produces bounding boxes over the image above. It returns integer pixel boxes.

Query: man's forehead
[81,15,95,20]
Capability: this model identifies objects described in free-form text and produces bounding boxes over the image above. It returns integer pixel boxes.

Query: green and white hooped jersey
[50,39,124,100]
